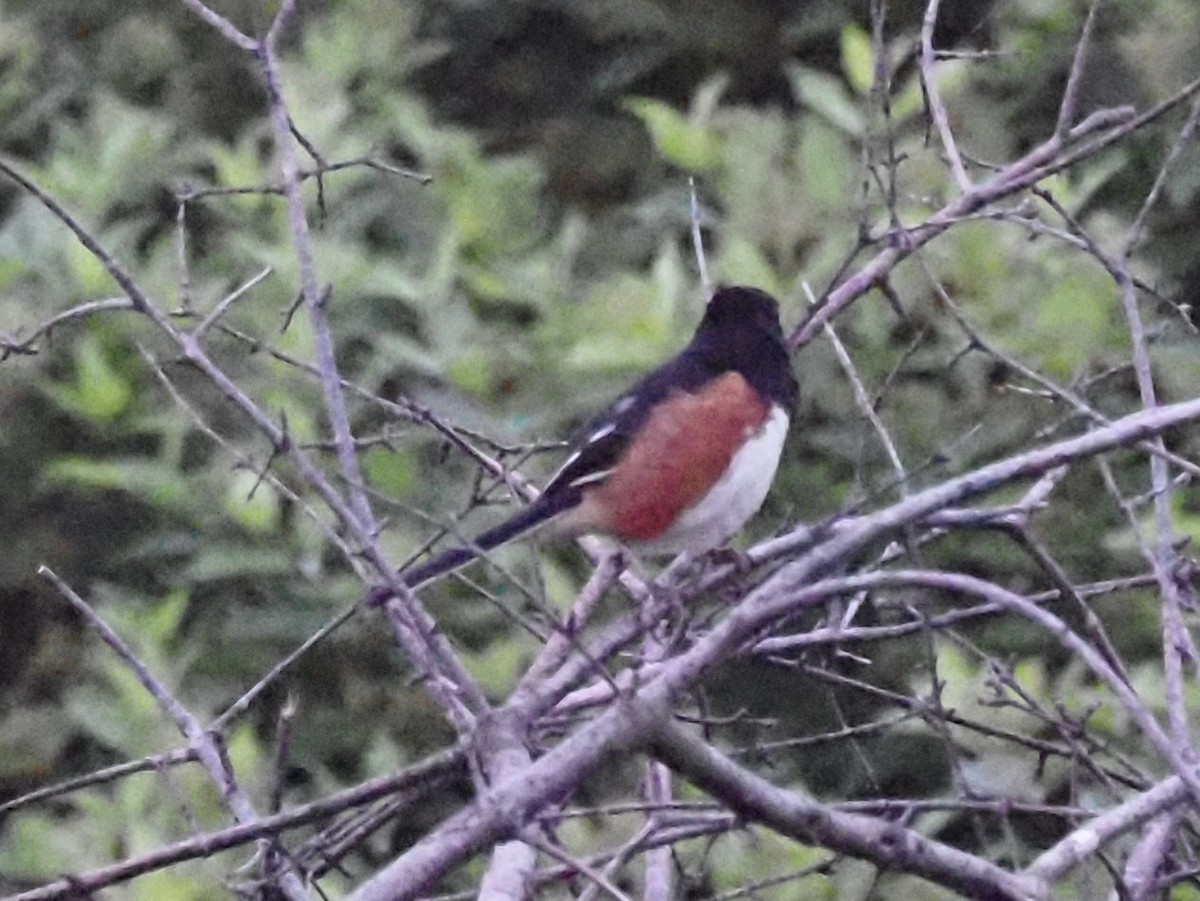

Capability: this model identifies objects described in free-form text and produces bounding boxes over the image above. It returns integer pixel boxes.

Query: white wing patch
[611,396,636,416]
[568,468,613,489]
[547,418,621,488]
[586,421,618,444]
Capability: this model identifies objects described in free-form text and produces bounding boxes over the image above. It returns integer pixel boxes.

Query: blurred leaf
[840,23,875,96]
[371,331,450,379]
[786,63,864,136]
[926,642,977,711]
[264,382,321,444]
[0,812,76,878]
[364,445,418,496]
[0,256,25,292]
[794,118,855,211]
[552,275,683,374]
[1012,656,1049,706]
[41,457,127,491]
[710,827,835,897]
[538,556,580,610]
[1172,493,1200,547]
[41,95,178,217]
[46,333,133,423]
[891,72,927,122]
[1154,342,1200,402]
[440,153,544,258]
[446,350,497,397]
[225,469,281,534]
[66,660,170,757]
[466,634,535,697]
[718,234,783,296]
[876,873,962,901]
[624,97,721,173]
[1039,151,1128,211]
[1031,267,1115,378]
[692,73,730,122]
[1166,140,1200,207]
[182,543,296,583]
[65,232,118,296]
[0,18,38,123]
[43,457,189,511]
[208,134,269,207]
[0,705,72,777]
[225,723,266,788]
[132,869,208,901]
[1058,659,1122,738]
[143,589,190,646]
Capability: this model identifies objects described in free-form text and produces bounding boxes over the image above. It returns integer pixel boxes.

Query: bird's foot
[706,546,755,576]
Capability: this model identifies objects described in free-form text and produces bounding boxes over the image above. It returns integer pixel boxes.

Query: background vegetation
[1,0,1199,899]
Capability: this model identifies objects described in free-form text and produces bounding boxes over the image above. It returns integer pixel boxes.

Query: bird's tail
[366,491,577,604]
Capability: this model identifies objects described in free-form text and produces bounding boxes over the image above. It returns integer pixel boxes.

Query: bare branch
[651,720,1045,901]
[689,177,712,296]
[254,37,377,541]
[794,67,1200,349]
[347,381,1200,895]
[3,748,463,901]
[0,748,196,817]
[1055,2,1101,136]
[177,0,256,50]
[920,0,972,191]
[0,297,133,359]
[192,265,273,338]
[37,567,310,901]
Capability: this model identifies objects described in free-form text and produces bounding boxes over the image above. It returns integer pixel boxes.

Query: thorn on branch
[281,289,304,333]
[289,116,329,226]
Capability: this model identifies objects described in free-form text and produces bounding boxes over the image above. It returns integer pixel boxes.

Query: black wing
[541,350,715,496]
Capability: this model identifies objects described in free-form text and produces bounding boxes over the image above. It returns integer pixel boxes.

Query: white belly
[628,406,790,556]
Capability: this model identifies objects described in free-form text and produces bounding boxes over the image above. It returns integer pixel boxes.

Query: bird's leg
[612,545,677,626]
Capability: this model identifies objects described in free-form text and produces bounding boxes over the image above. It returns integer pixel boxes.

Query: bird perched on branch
[371,285,797,600]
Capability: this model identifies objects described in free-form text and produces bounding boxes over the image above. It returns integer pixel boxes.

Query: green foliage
[707,829,835,899]
[624,95,723,173]
[44,456,188,510]
[47,333,135,423]
[788,64,866,137]
[0,0,1197,896]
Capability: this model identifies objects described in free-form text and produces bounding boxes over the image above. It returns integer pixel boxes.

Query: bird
[371,285,798,600]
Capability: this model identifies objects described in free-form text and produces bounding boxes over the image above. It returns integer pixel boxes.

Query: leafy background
[1,0,1199,897]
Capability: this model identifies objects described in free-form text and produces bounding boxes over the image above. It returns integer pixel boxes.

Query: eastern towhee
[373,285,797,598]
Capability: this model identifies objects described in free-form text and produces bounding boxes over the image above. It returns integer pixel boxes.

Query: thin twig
[1055,2,1101,136]
[689,177,712,295]
[37,566,310,901]
[920,0,972,191]
[178,0,256,50]
[193,265,274,337]
[2,747,464,901]
[0,297,133,359]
